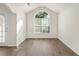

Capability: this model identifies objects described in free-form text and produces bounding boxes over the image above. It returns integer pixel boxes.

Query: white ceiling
[6,3,72,13]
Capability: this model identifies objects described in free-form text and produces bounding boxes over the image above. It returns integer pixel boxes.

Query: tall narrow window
[34,10,50,33]
[0,15,5,42]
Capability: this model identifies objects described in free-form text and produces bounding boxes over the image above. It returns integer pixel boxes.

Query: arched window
[34,10,50,33]
[0,15,5,42]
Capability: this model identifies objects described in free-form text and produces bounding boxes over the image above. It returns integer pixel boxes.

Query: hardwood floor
[0,38,78,56]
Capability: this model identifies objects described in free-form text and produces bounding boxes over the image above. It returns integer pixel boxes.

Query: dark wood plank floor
[0,38,78,56]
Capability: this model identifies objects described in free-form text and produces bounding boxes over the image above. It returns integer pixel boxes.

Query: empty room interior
[0,3,79,56]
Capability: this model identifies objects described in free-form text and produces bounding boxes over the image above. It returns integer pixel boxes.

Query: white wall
[0,4,12,13]
[17,12,27,46]
[27,7,58,38]
[5,13,17,46]
[0,4,27,46]
[6,3,27,46]
[0,4,17,46]
[58,4,79,55]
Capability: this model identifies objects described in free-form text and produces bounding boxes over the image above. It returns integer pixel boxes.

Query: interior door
[0,15,5,42]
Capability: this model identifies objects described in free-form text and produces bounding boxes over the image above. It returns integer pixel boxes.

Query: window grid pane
[35,18,42,26]
[34,11,50,33]
[34,25,50,33]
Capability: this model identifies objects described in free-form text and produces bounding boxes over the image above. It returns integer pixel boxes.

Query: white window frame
[34,10,50,33]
